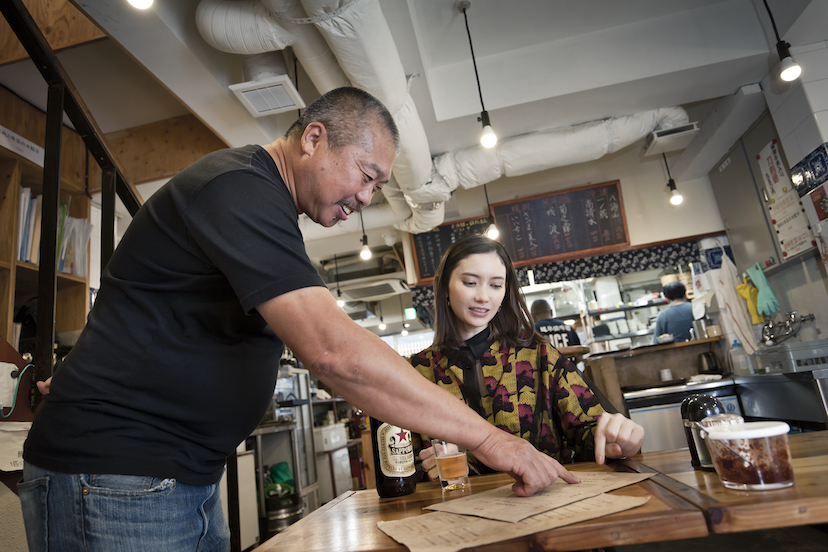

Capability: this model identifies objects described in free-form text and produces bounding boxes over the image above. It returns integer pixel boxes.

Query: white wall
[444,136,725,247]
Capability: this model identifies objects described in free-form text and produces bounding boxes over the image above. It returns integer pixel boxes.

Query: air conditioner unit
[643,122,699,156]
[328,272,409,303]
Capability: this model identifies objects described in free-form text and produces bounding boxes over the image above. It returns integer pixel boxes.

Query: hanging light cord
[483,183,495,224]
[662,153,674,181]
[462,7,487,113]
[359,209,367,236]
[762,0,782,42]
[334,254,341,295]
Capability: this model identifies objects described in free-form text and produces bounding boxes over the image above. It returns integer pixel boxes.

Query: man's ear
[301,122,327,156]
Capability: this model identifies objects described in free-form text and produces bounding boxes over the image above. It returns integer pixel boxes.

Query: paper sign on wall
[757,139,791,201]
[769,189,814,259]
[803,185,828,271]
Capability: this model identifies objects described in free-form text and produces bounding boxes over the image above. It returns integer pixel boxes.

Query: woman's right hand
[37,377,52,395]
[419,445,439,481]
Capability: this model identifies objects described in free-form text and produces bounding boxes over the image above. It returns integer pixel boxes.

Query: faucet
[762,312,816,346]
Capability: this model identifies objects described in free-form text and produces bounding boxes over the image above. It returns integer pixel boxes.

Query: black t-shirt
[25,146,325,485]
[534,318,581,348]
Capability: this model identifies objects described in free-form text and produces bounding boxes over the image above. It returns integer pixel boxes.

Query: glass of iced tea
[430,440,470,491]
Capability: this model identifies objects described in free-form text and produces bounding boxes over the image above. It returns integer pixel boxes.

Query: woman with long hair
[412,234,644,481]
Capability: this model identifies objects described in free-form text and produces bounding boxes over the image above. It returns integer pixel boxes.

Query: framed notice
[491,180,629,267]
[411,216,491,284]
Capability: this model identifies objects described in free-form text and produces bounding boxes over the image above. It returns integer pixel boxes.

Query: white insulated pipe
[195,0,295,54]
[260,0,351,93]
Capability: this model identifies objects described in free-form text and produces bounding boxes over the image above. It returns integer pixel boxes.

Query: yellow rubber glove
[736,280,763,325]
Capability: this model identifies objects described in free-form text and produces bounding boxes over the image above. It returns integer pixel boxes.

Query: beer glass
[430,440,470,491]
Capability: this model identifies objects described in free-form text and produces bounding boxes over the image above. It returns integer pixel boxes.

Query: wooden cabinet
[0,148,91,354]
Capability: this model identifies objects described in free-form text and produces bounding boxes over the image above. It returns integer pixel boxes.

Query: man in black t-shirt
[531,299,581,348]
[21,88,584,551]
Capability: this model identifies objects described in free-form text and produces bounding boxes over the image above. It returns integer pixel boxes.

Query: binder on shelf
[17,187,30,261]
[25,194,39,262]
[28,195,42,265]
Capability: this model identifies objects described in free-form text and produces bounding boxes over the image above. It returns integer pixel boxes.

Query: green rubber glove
[746,264,779,317]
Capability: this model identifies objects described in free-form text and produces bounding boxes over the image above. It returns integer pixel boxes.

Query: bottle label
[377,423,415,478]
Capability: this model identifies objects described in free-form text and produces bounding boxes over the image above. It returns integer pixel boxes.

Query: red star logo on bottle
[396,428,409,443]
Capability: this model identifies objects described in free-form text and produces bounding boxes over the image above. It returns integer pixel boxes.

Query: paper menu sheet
[378,493,649,552]
[424,471,650,523]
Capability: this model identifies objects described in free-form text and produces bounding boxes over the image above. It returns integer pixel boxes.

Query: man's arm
[258,286,579,496]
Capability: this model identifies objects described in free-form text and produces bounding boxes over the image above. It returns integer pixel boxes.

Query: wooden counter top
[253,459,708,552]
[618,431,828,533]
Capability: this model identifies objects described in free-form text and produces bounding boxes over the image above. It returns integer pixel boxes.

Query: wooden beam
[0,0,105,66]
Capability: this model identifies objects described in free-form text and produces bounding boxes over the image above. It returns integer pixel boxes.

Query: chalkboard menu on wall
[492,180,629,267]
[411,216,491,284]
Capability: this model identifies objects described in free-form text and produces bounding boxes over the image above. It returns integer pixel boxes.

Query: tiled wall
[763,42,828,198]
[764,41,828,167]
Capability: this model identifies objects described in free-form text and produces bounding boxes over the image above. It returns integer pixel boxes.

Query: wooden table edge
[253,491,357,550]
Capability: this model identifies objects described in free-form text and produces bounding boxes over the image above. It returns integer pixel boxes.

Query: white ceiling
[2,0,820,154]
[1,0,825,332]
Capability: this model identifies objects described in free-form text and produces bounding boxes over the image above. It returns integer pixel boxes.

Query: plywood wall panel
[0,0,105,66]
[0,85,97,194]
[102,114,228,186]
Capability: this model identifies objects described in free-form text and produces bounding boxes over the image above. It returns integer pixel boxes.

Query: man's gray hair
[285,87,400,154]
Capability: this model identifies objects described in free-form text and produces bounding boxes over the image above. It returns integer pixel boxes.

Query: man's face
[296,123,396,227]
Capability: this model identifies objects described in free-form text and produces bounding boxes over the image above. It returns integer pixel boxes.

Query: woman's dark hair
[431,234,542,351]
[285,87,400,154]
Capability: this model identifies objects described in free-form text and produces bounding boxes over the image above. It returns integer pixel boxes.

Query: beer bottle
[369,416,416,498]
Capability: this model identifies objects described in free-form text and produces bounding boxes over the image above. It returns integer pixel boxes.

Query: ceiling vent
[229,74,305,118]
[643,122,699,156]
[328,272,410,303]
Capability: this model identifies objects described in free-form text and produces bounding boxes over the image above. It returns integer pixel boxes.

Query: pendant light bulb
[479,111,497,148]
[764,0,801,82]
[779,54,801,82]
[400,328,409,337]
[486,222,499,240]
[663,154,683,206]
[128,0,153,8]
[670,188,684,206]
[378,320,386,331]
[336,291,345,308]
[481,125,497,148]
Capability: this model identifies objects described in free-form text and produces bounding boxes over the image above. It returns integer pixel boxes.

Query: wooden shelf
[587,299,667,316]
[1,149,92,348]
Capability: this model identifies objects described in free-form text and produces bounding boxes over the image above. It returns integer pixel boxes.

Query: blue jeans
[18,462,230,552]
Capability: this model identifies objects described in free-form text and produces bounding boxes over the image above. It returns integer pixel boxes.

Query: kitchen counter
[622,376,735,400]
[584,337,724,414]
[588,336,723,359]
